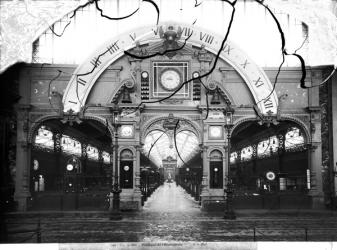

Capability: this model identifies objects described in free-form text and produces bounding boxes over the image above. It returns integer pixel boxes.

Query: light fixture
[141,71,148,79]
[66,164,74,171]
[225,111,233,126]
[193,71,199,78]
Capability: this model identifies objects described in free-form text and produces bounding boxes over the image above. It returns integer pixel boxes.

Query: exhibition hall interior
[0,0,337,244]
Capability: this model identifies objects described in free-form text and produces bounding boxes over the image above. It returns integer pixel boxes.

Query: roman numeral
[90,57,101,67]
[107,41,119,54]
[253,77,264,88]
[200,32,214,44]
[129,33,136,41]
[263,96,274,109]
[241,59,249,69]
[182,27,193,37]
[222,44,233,55]
[77,78,86,86]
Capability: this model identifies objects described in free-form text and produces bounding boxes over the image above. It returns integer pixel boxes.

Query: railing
[5,220,41,243]
[251,227,337,241]
[5,220,337,242]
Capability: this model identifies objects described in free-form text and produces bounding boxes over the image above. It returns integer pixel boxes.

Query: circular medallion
[210,126,222,138]
[214,168,218,172]
[124,165,130,171]
[141,71,148,78]
[160,69,181,90]
[121,125,133,137]
[207,81,217,91]
[193,71,199,78]
[266,171,276,181]
[67,164,74,171]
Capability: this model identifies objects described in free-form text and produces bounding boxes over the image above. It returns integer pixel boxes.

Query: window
[209,150,223,189]
[120,149,133,189]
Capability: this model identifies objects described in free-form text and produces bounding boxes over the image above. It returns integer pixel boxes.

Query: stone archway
[62,22,278,115]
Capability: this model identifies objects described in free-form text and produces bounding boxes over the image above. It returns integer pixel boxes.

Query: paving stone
[4,183,337,243]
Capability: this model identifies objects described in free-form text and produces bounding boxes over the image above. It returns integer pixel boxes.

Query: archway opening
[30,118,112,211]
[141,127,201,204]
[230,120,310,209]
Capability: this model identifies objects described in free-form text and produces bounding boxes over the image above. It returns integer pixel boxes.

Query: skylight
[143,129,199,168]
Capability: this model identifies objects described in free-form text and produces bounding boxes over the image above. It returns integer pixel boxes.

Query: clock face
[121,125,133,137]
[209,126,222,138]
[160,69,181,90]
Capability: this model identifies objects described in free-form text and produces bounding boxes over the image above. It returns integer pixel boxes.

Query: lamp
[109,104,122,220]
[223,107,236,220]
[211,88,221,105]
[121,88,132,103]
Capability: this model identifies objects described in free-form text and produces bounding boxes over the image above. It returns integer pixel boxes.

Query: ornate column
[224,144,229,188]
[200,144,209,197]
[277,133,285,173]
[81,142,88,174]
[52,129,62,189]
[252,144,258,174]
[98,149,103,175]
[14,104,31,211]
[135,145,142,197]
[308,108,324,208]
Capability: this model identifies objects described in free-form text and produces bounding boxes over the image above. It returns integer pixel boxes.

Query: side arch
[278,115,312,144]
[28,114,115,144]
[230,115,311,144]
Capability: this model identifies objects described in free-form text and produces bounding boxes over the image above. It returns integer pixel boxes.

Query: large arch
[62,22,279,115]
[140,114,203,145]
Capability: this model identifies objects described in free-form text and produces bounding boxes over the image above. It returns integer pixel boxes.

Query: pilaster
[14,104,31,211]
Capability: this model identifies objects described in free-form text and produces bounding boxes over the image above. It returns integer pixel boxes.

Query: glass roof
[143,130,199,167]
[34,126,110,163]
[230,126,305,163]
[35,126,54,149]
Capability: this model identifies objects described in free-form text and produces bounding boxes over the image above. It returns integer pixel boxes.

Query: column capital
[199,144,208,151]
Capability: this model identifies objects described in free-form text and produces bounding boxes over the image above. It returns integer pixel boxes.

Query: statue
[159,25,183,57]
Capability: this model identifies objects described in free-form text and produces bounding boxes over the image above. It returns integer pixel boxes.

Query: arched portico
[12,19,326,211]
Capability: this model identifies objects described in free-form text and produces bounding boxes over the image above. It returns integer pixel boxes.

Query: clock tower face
[120,125,134,138]
[160,69,181,90]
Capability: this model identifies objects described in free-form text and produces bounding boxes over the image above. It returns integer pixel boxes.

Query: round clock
[160,69,181,90]
[121,125,133,137]
[210,126,222,138]
[266,171,276,181]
